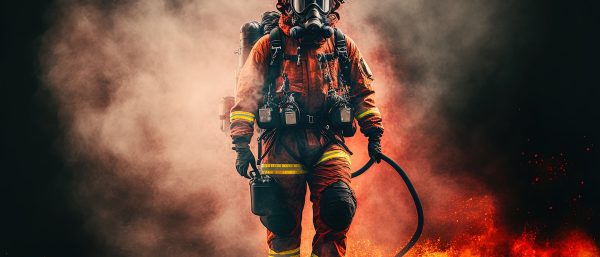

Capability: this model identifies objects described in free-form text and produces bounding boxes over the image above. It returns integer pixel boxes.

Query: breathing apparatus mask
[289,0,335,40]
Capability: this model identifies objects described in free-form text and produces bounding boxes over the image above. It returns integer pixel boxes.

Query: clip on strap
[270,45,282,65]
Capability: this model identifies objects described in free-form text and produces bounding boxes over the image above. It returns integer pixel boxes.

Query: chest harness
[255,27,356,168]
[248,27,425,257]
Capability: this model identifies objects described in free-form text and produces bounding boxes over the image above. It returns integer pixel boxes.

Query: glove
[367,133,383,163]
[233,143,256,179]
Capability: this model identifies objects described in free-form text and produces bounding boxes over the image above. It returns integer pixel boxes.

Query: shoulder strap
[334,29,351,86]
[265,27,285,93]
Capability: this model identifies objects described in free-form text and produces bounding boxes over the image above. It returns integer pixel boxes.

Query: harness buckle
[307,115,315,124]
[336,46,349,58]
[270,45,282,65]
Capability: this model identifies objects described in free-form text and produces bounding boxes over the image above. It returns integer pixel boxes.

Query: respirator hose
[351,153,424,257]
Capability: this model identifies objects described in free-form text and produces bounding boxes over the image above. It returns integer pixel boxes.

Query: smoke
[334,0,523,252]
[41,0,274,256]
[41,0,593,256]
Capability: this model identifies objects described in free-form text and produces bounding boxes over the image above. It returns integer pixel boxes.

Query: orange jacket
[230,20,383,143]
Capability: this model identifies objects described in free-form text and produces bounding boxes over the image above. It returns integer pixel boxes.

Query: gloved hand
[233,143,256,179]
[367,133,383,163]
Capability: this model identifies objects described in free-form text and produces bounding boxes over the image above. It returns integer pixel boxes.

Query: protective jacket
[230,15,383,257]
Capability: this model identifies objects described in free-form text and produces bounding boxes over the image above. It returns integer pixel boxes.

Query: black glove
[367,134,383,163]
[233,143,256,179]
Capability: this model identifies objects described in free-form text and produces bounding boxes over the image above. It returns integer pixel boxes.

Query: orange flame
[344,196,599,257]
[293,194,598,257]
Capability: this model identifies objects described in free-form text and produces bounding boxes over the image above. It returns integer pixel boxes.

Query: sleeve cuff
[232,135,252,145]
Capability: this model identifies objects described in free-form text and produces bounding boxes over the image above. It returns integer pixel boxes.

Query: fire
[295,195,599,257]
[408,231,599,257]
[345,225,598,257]
[509,231,600,257]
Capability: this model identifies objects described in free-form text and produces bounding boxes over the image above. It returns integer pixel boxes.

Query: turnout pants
[260,130,356,257]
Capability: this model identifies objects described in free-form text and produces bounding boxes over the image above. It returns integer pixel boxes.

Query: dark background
[2,0,599,256]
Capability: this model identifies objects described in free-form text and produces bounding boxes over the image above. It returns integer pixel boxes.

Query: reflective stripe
[311,254,319,257]
[356,108,381,120]
[230,111,255,123]
[231,111,255,118]
[261,164,306,175]
[316,150,351,165]
[269,247,300,256]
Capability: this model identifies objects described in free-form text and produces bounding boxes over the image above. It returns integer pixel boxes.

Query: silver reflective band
[285,111,297,125]
[340,107,352,123]
[292,0,332,14]
[259,108,273,123]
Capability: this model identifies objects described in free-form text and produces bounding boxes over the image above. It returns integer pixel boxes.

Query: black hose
[351,153,424,257]
[249,160,260,178]
[350,158,375,178]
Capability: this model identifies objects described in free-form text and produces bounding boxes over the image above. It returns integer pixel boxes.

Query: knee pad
[260,210,297,236]
[320,181,357,231]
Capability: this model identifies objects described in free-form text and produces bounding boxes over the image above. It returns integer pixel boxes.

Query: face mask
[289,0,335,40]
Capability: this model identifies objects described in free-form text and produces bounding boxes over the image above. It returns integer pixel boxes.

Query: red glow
[343,197,599,257]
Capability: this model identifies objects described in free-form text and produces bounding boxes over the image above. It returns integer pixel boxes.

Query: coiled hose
[352,154,424,257]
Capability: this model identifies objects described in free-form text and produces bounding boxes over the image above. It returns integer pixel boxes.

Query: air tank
[220,96,235,133]
[238,21,263,81]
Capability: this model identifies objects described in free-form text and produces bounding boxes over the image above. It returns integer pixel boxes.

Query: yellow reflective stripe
[356,108,381,120]
[231,111,255,118]
[230,115,254,122]
[269,247,300,255]
[317,150,351,165]
[262,170,307,175]
[318,152,349,164]
[261,164,303,168]
[261,164,306,175]
[230,111,255,123]
[311,254,319,257]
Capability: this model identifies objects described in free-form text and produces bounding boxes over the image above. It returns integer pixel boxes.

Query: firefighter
[230,0,383,256]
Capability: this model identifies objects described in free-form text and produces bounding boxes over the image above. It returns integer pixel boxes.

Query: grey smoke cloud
[41,0,517,256]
